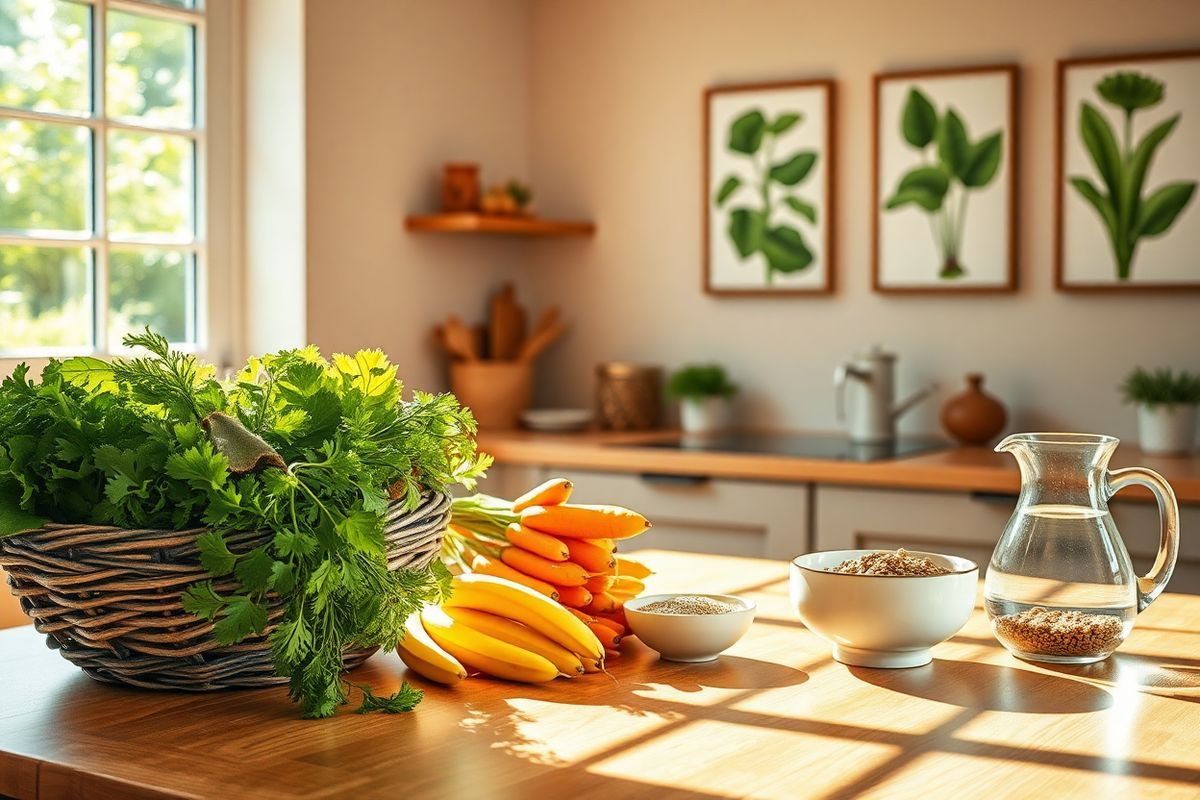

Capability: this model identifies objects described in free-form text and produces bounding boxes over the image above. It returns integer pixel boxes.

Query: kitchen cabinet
[815,485,1200,593]
[482,465,809,560]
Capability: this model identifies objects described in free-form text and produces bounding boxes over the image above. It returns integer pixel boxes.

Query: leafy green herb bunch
[1120,367,1200,408]
[0,330,490,717]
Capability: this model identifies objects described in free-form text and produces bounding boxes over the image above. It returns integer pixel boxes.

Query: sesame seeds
[640,595,739,615]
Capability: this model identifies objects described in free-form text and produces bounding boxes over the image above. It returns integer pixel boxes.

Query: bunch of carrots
[445,478,653,658]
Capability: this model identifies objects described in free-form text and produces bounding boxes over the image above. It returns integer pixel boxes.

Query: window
[0,0,204,356]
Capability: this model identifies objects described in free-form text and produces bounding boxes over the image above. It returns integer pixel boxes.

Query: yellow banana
[420,605,558,683]
[396,610,466,685]
[443,607,585,677]
[445,574,605,661]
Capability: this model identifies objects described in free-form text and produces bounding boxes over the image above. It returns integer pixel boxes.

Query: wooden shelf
[404,213,594,237]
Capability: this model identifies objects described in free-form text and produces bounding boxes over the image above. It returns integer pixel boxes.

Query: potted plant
[667,364,738,434]
[1120,367,1200,455]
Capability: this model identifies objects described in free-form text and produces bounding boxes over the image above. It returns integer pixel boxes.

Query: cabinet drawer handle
[639,473,711,487]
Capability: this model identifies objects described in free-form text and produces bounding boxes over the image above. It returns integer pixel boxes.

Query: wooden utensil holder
[450,361,533,429]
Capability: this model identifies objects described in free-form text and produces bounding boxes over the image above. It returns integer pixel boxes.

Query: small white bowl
[790,550,978,669]
[624,593,756,662]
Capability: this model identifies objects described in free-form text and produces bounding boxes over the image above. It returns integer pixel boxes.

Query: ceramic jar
[940,373,1007,446]
[1137,404,1198,455]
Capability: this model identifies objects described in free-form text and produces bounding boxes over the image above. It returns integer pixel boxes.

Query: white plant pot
[1137,404,1198,455]
[679,396,731,434]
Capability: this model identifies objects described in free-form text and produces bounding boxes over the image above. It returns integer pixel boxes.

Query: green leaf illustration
[714,175,742,207]
[729,110,767,155]
[728,208,766,258]
[785,196,817,223]
[1069,177,1118,240]
[769,112,802,134]
[769,152,817,186]
[885,166,949,211]
[901,88,938,148]
[960,133,1003,187]
[1096,71,1164,114]
[1135,182,1196,237]
[937,109,971,178]
[1126,114,1180,211]
[761,225,813,273]
[1079,102,1122,198]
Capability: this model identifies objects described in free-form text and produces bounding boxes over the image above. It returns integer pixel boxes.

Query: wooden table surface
[2,550,1199,800]
[475,429,1200,503]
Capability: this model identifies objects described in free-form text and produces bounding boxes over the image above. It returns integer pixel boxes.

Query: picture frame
[872,64,1018,294]
[1056,50,1200,292]
[703,79,836,296]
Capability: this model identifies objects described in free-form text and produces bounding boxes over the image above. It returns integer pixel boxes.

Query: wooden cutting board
[489,283,526,360]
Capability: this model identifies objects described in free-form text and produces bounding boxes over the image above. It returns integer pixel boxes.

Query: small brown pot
[450,360,533,429]
[940,373,1007,446]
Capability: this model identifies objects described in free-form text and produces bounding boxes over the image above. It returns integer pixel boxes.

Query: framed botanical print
[873,65,1018,293]
[1056,50,1200,291]
[704,79,835,295]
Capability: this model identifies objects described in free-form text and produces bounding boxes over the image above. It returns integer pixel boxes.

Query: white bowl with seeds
[624,593,756,662]
[790,549,978,669]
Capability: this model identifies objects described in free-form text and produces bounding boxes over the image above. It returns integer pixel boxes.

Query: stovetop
[620,432,947,463]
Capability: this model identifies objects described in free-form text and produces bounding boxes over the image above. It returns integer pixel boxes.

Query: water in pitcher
[985,504,1137,663]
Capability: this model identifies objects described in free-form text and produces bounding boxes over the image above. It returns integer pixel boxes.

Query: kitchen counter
[2,549,1199,799]
[475,429,1200,503]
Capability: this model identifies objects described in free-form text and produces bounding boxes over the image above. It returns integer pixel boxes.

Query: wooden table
[2,550,1199,799]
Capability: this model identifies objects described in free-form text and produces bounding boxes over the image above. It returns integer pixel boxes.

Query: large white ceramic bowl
[790,550,978,668]
[624,593,756,662]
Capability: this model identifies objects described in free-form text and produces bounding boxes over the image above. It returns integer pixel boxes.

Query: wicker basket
[0,491,452,691]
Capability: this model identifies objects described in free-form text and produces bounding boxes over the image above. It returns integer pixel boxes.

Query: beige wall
[304,0,1200,439]
[526,0,1200,438]
[304,0,533,392]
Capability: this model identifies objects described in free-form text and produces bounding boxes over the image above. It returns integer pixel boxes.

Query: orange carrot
[595,608,628,629]
[615,556,652,579]
[584,592,618,615]
[554,585,594,608]
[500,547,590,587]
[604,648,622,660]
[585,574,616,593]
[469,554,559,600]
[590,616,624,636]
[565,607,596,625]
[562,538,616,574]
[511,478,574,513]
[521,504,650,540]
[505,523,569,562]
[589,621,621,647]
[585,537,615,552]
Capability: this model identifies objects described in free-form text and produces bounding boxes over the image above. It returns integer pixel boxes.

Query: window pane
[142,0,198,9]
[107,129,193,239]
[0,245,91,352]
[0,0,90,114]
[108,248,191,348]
[106,9,193,128]
[0,118,90,234]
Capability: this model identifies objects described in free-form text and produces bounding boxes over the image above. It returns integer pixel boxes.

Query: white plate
[520,408,593,432]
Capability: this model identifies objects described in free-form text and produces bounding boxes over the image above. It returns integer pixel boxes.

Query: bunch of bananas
[398,573,606,684]
[444,479,654,655]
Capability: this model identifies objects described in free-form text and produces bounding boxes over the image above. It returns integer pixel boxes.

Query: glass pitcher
[985,433,1179,664]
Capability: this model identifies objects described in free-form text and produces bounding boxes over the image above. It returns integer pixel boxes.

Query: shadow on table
[1040,653,1200,704]
[848,658,1113,713]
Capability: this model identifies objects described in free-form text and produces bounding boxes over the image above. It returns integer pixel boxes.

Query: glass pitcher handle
[1107,466,1180,612]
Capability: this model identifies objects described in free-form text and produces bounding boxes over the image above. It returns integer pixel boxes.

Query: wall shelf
[404,213,594,237]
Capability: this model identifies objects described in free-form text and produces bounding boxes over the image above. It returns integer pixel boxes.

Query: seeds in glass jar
[640,595,737,615]
[829,548,951,576]
[993,607,1124,656]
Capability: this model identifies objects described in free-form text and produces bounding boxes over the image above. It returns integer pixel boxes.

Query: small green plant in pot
[667,364,739,434]
[1120,367,1200,455]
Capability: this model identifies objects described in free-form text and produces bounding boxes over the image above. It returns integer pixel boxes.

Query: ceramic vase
[1137,404,1198,455]
[940,373,1007,446]
[679,396,731,434]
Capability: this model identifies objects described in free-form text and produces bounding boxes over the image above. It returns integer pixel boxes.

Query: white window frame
[0,0,241,372]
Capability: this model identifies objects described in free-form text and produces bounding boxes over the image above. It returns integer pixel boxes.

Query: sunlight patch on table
[465,698,683,765]
[731,680,962,735]
[587,719,899,799]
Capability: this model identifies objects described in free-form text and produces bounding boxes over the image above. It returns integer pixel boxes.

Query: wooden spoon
[518,318,566,362]
[442,316,478,361]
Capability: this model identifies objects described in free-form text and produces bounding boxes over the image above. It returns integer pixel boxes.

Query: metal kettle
[835,345,936,443]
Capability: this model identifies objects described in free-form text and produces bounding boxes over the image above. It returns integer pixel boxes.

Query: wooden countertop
[2,550,1199,799]
[475,429,1200,503]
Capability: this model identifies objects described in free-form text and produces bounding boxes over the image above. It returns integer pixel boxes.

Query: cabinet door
[529,468,809,560]
[815,486,1200,594]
